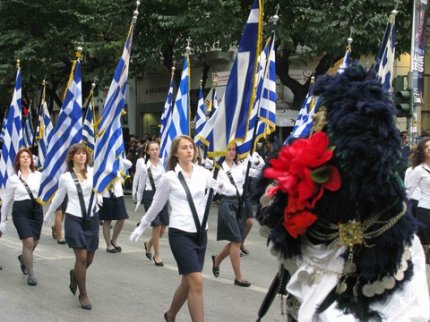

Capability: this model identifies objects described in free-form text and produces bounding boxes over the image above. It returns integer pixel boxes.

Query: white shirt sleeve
[45,174,68,220]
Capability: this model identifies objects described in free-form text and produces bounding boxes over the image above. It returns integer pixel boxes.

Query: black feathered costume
[256,64,429,322]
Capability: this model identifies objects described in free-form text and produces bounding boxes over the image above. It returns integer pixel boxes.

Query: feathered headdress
[257,63,417,321]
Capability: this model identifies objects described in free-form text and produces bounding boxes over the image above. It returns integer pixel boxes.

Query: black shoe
[51,226,57,239]
[106,248,117,253]
[57,239,67,245]
[144,241,152,260]
[234,279,251,287]
[111,241,122,252]
[79,295,92,310]
[211,255,219,277]
[69,269,77,295]
[153,256,164,267]
[240,246,249,255]
[18,255,27,275]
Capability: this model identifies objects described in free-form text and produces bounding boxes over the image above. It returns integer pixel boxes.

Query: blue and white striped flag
[82,96,96,151]
[196,0,262,161]
[375,11,396,92]
[161,55,190,163]
[159,76,175,160]
[0,67,23,188]
[36,98,54,169]
[0,110,7,143]
[338,41,352,74]
[194,84,206,139]
[285,88,320,144]
[237,34,277,156]
[93,11,137,193]
[22,111,34,148]
[38,59,82,202]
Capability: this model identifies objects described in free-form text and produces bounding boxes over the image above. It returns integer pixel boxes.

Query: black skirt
[142,190,169,226]
[169,228,207,275]
[12,200,43,240]
[98,196,129,221]
[416,207,430,244]
[64,213,99,252]
[217,196,243,242]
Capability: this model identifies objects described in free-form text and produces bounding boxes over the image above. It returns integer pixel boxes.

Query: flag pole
[242,7,279,202]
[32,80,46,148]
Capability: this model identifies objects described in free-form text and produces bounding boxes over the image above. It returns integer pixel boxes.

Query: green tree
[0,0,414,112]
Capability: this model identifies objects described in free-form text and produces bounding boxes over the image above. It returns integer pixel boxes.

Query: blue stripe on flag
[37,60,82,202]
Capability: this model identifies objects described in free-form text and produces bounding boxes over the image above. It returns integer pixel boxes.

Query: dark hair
[14,148,36,174]
[167,135,196,171]
[144,141,159,164]
[66,143,91,178]
[411,137,430,168]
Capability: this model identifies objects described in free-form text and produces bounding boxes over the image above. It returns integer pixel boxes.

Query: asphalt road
[0,196,285,322]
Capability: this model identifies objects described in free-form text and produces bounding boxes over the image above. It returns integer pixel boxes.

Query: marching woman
[130,135,233,322]
[211,143,261,287]
[0,148,43,286]
[44,143,98,310]
[135,141,168,266]
[99,158,132,253]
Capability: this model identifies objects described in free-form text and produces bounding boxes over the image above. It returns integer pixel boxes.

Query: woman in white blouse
[405,137,430,264]
[0,148,43,286]
[130,135,233,322]
[44,143,97,310]
[212,143,262,287]
[135,141,168,266]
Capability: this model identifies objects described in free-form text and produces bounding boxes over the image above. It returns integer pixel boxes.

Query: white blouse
[218,161,248,196]
[405,163,430,209]
[45,167,94,219]
[1,170,42,222]
[139,163,234,233]
[136,159,165,204]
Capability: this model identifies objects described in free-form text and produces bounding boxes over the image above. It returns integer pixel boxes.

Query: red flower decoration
[264,131,341,238]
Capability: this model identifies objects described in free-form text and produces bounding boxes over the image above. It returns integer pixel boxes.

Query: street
[0,196,285,322]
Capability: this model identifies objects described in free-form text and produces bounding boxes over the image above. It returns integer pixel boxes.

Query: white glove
[130,224,145,242]
[204,158,214,170]
[132,192,137,202]
[135,203,140,212]
[43,213,51,225]
[251,152,261,165]
[207,178,223,192]
[97,194,104,208]
[0,221,6,234]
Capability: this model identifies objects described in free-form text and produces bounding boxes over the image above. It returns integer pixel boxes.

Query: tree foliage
[0,0,415,110]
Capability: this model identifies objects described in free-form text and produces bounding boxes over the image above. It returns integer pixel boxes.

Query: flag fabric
[285,89,320,144]
[195,0,262,161]
[337,41,352,74]
[22,111,34,148]
[93,12,137,194]
[0,110,8,143]
[36,98,54,169]
[37,60,82,202]
[82,96,96,151]
[237,34,277,156]
[159,77,175,160]
[375,12,396,92]
[194,84,206,139]
[0,68,23,188]
[160,55,190,163]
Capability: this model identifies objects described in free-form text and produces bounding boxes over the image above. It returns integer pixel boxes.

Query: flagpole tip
[347,37,353,45]
[91,82,96,90]
[16,59,20,69]
[391,9,398,16]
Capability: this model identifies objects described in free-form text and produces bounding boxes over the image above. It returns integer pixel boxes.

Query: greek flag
[93,13,137,193]
[22,111,34,148]
[159,76,175,159]
[0,67,23,188]
[375,11,396,92]
[161,55,190,163]
[237,34,277,156]
[82,97,95,151]
[194,84,206,139]
[285,88,320,144]
[36,98,54,169]
[338,42,352,74]
[0,111,7,143]
[38,60,82,202]
[196,0,262,160]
